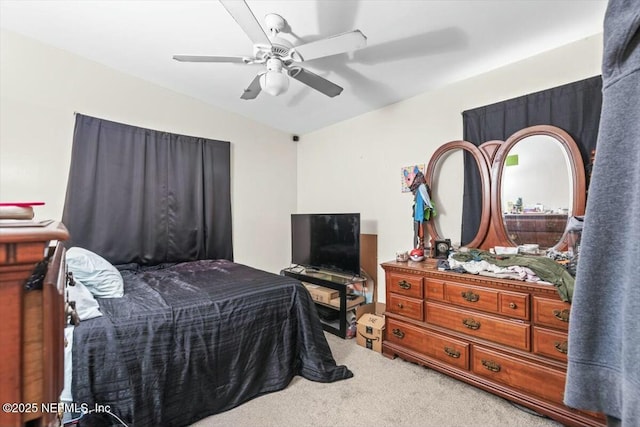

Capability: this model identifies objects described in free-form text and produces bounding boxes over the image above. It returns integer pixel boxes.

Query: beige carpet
[193,332,562,427]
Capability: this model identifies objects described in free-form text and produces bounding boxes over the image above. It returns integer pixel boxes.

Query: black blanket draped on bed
[72,259,353,426]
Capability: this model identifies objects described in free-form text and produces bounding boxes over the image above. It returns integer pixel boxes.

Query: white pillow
[66,247,124,298]
[66,278,103,321]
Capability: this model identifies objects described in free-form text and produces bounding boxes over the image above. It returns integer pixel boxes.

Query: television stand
[282,267,367,338]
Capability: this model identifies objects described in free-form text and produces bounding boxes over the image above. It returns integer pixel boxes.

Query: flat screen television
[291,213,361,277]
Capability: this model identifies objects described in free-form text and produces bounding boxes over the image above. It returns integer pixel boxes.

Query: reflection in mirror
[426,141,490,249]
[500,134,574,249]
[430,149,465,246]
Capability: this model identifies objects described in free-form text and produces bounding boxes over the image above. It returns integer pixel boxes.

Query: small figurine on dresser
[409,171,436,258]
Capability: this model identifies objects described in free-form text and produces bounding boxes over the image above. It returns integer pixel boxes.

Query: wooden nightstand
[0,221,69,427]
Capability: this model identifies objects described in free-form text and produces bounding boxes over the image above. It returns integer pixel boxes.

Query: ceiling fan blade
[240,74,262,100]
[292,30,367,62]
[173,55,248,63]
[219,0,272,47]
[288,67,343,98]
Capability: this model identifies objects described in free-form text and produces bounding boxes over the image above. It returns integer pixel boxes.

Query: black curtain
[460,75,603,244]
[62,114,233,265]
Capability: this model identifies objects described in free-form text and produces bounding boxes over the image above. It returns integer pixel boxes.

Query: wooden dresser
[0,221,69,427]
[503,214,568,249]
[381,258,605,427]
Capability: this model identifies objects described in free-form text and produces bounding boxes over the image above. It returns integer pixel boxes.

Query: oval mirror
[425,141,490,249]
[491,125,586,250]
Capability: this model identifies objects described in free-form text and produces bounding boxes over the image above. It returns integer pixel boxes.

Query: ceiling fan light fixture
[259,58,289,96]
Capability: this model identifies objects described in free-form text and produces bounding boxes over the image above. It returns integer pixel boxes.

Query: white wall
[0,29,296,273]
[297,34,603,301]
[0,29,603,294]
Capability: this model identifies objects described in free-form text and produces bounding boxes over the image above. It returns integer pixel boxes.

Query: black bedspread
[72,259,353,426]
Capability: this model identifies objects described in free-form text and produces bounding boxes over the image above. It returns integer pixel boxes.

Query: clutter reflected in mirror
[424,141,491,249]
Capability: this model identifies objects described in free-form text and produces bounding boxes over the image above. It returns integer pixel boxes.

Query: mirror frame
[488,125,586,250]
[425,140,491,249]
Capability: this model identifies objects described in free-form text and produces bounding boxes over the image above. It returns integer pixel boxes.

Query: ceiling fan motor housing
[270,37,292,58]
[263,13,292,59]
[252,36,292,63]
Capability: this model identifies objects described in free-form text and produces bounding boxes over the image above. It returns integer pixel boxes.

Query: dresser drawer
[472,346,566,404]
[388,272,424,299]
[425,278,445,301]
[445,282,499,313]
[388,293,423,321]
[499,291,529,320]
[386,319,469,370]
[533,297,570,330]
[533,327,568,362]
[426,302,530,351]
[0,241,48,265]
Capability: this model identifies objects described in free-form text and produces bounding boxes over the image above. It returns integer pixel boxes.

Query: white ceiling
[0,0,607,135]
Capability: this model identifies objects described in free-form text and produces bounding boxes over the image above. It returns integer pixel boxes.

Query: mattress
[69,259,352,426]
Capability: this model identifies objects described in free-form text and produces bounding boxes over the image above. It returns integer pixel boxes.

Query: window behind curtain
[62,114,233,265]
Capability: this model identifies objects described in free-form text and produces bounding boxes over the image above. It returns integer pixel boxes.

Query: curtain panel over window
[460,75,603,245]
[62,114,233,265]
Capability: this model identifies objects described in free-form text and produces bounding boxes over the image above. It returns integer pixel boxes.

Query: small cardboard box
[356,306,385,353]
[356,302,385,317]
[302,282,339,304]
[329,294,365,309]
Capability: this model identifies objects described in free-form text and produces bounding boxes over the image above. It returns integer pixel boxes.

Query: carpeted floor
[193,332,562,427]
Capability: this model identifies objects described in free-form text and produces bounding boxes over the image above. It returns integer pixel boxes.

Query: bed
[65,257,353,427]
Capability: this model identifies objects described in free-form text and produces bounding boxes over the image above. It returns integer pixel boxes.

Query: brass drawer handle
[552,309,570,322]
[554,341,568,354]
[392,328,405,339]
[65,301,80,326]
[462,318,480,330]
[461,291,479,302]
[509,302,517,309]
[66,271,76,286]
[398,280,412,290]
[444,346,460,359]
[397,303,404,309]
[481,359,501,372]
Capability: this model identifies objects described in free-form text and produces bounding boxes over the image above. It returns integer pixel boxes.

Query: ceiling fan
[173,0,367,100]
